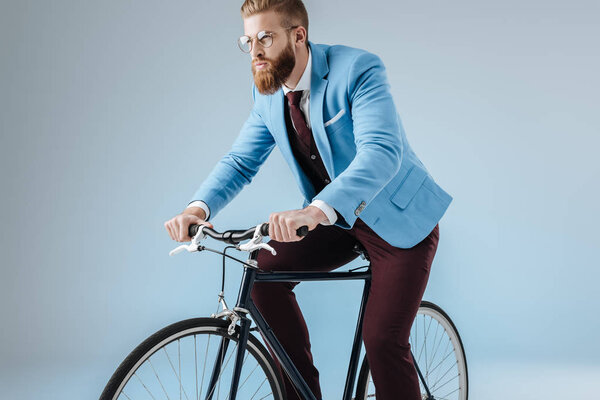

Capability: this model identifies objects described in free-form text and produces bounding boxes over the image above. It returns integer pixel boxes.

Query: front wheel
[100,318,285,400]
[355,301,468,400]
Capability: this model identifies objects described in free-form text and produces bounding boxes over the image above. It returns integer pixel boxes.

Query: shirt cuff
[309,199,338,226]
[187,200,210,221]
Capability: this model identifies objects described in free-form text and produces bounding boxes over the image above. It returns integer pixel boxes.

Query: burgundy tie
[285,90,311,148]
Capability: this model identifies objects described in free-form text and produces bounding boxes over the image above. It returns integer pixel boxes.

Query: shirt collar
[282,46,311,95]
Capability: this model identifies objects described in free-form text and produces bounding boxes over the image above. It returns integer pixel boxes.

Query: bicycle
[100,222,468,400]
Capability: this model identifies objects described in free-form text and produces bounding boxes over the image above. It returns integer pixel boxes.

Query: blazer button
[310,154,316,160]
[354,201,366,216]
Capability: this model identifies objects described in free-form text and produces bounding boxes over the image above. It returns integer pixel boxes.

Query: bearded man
[165,1,453,399]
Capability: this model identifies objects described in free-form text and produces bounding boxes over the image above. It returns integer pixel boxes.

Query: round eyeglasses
[237,26,299,53]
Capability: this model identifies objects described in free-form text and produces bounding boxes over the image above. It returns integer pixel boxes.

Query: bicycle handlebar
[188,223,309,244]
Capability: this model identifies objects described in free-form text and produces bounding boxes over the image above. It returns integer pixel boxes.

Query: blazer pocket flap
[390,166,428,209]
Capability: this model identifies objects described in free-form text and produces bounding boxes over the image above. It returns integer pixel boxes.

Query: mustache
[253,57,271,65]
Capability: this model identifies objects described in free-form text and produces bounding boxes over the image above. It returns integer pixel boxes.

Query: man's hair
[240,0,309,44]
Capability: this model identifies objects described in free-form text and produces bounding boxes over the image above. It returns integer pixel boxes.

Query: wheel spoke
[178,339,182,400]
[414,315,418,359]
[417,316,425,364]
[428,346,453,378]
[234,360,260,394]
[148,359,170,400]
[162,347,191,400]
[427,321,442,372]
[426,319,441,380]
[430,371,458,394]
[439,386,460,399]
[133,364,162,400]
[249,377,269,399]
[194,335,198,400]
[200,332,211,397]
[428,331,450,390]
[119,389,133,400]
[430,361,457,391]
[423,315,432,378]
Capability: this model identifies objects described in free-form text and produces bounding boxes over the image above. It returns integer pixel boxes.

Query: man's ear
[294,26,307,46]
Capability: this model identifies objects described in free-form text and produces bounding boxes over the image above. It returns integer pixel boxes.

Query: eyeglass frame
[237,25,299,53]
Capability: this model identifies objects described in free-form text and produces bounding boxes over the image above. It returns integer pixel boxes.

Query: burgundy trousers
[251,219,440,400]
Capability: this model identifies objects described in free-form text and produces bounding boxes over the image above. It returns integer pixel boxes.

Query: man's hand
[164,207,214,242]
[268,206,328,242]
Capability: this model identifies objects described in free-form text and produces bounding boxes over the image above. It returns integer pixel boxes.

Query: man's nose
[250,38,265,59]
[250,40,264,59]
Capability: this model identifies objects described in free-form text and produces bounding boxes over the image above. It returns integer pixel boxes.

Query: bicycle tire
[355,301,468,400]
[100,317,286,400]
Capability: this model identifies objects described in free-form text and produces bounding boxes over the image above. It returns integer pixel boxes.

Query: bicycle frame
[210,248,428,400]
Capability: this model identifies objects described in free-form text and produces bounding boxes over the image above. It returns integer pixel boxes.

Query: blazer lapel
[308,42,335,179]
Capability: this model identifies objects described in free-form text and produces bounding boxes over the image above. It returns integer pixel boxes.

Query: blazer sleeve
[312,52,403,227]
[189,85,275,220]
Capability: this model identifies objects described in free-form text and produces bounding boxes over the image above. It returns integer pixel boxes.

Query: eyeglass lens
[238,31,273,53]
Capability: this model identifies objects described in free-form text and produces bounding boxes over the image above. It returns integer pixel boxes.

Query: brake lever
[169,225,207,256]
[237,224,277,255]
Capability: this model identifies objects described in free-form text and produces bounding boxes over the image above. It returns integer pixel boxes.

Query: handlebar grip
[259,224,269,236]
[189,224,200,238]
[297,225,309,237]
[260,223,308,238]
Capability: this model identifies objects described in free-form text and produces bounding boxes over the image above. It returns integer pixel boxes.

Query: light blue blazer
[191,41,452,248]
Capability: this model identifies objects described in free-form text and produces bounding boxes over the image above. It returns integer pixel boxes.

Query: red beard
[252,39,296,95]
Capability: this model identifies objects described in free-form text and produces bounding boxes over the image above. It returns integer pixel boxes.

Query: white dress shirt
[188,46,338,226]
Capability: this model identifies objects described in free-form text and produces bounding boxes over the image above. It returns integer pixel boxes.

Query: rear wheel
[355,301,468,400]
[100,318,285,400]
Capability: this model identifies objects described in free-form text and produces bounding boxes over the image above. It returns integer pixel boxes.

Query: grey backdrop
[1,0,599,398]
